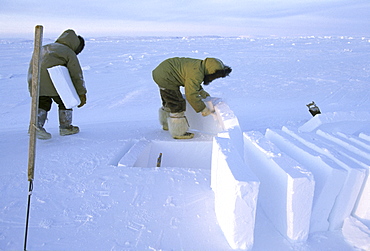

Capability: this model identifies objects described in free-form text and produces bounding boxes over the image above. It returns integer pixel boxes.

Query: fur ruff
[159,107,170,130]
[167,117,189,138]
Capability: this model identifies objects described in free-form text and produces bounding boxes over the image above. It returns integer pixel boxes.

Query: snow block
[243,131,314,241]
[214,101,240,132]
[342,216,370,251]
[282,127,367,230]
[214,101,244,158]
[357,131,370,224]
[359,132,370,142]
[211,137,260,250]
[185,97,244,156]
[118,139,150,167]
[354,174,370,221]
[185,97,223,134]
[47,66,80,109]
[266,128,348,232]
[299,111,370,133]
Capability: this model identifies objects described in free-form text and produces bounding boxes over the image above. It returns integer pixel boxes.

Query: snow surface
[1,36,370,250]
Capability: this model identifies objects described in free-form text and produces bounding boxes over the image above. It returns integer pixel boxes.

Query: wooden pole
[28,25,43,181]
[24,25,43,251]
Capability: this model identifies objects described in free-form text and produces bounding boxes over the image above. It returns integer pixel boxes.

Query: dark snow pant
[38,96,71,112]
[159,88,186,113]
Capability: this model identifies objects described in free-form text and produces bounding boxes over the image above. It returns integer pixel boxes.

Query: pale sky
[1,0,369,38]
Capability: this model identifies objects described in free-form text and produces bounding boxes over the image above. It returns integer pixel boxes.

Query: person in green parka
[152,57,231,139]
[28,29,87,140]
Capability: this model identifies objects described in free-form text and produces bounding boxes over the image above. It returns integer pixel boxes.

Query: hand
[78,94,86,108]
[201,107,212,117]
[199,90,210,99]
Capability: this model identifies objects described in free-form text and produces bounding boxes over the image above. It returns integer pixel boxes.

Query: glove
[78,94,86,108]
[201,107,212,117]
[199,90,210,99]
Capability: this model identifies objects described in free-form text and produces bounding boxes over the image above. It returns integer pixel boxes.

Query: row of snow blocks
[298,111,370,134]
[266,128,359,232]
[297,111,370,155]
[297,111,370,249]
[243,131,315,241]
[339,133,370,220]
[298,111,370,223]
[311,130,370,221]
[211,136,260,250]
[281,127,369,230]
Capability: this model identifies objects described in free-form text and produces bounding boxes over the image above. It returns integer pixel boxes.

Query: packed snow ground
[0,36,370,250]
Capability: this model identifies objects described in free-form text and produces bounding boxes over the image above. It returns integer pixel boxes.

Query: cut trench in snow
[117,97,225,170]
[118,140,212,169]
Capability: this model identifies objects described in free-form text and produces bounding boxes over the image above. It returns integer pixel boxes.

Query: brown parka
[152,57,225,113]
[28,29,86,97]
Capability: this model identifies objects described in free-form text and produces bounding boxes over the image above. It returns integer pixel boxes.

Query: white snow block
[266,128,350,232]
[185,96,244,156]
[314,130,370,221]
[359,132,370,142]
[354,174,370,221]
[213,101,240,132]
[47,65,80,109]
[211,137,260,250]
[185,97,223,134]
[282,127,367,230]
[342,216,370,251]
[299,111,370,133]
[243,131,314,241]
[118,139,150,167]
[214,101,244,158]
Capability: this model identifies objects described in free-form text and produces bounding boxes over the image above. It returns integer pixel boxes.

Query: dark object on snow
[306,101,321,117]
[157,153,162,167]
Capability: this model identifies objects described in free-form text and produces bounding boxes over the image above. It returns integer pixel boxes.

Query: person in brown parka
[152,57,231,139]
[28,29,87,140]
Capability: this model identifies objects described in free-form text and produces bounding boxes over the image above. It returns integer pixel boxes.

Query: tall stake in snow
[24,25,43,251]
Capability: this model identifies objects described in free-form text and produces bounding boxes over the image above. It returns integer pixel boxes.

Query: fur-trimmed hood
[203,58,225,75]
[55,29,81,53]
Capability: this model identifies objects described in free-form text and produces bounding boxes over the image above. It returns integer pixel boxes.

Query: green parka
[28,29,86,97]
[152,57,225,113]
